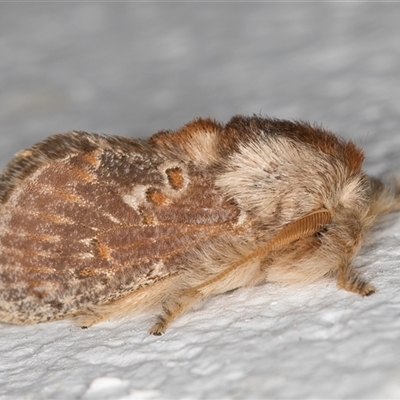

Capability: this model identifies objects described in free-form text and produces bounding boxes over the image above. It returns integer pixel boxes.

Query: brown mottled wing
[0,132,240,323]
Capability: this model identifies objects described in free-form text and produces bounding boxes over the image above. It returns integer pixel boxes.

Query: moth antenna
[185,209,332,295]
[150,209,332,335]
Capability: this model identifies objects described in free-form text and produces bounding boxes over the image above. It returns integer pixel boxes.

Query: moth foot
[337,271,376,297]
[74,308,104,328]
[345,280,376,297]
[357,282,376,297]
[337,262,377,297]
[149,319,167,336]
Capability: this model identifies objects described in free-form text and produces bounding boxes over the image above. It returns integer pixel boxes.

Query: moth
[0,115,399,335]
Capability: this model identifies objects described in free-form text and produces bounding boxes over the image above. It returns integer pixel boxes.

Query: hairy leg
[150,288,202,335]
[337,260,376,296]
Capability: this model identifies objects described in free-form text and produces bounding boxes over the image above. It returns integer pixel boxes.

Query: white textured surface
[1,4,400,400]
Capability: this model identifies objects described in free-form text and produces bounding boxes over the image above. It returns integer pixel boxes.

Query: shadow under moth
[0,115,399,335]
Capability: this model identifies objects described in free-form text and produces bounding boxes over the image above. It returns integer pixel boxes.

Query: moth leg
[337,260,376,297]
[150,289,202,336]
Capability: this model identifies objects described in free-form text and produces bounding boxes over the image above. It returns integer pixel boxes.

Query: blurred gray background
[1,3,399,172]
[2,3,400,400]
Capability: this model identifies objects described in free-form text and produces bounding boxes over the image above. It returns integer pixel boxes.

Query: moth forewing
[0,116,399,334]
